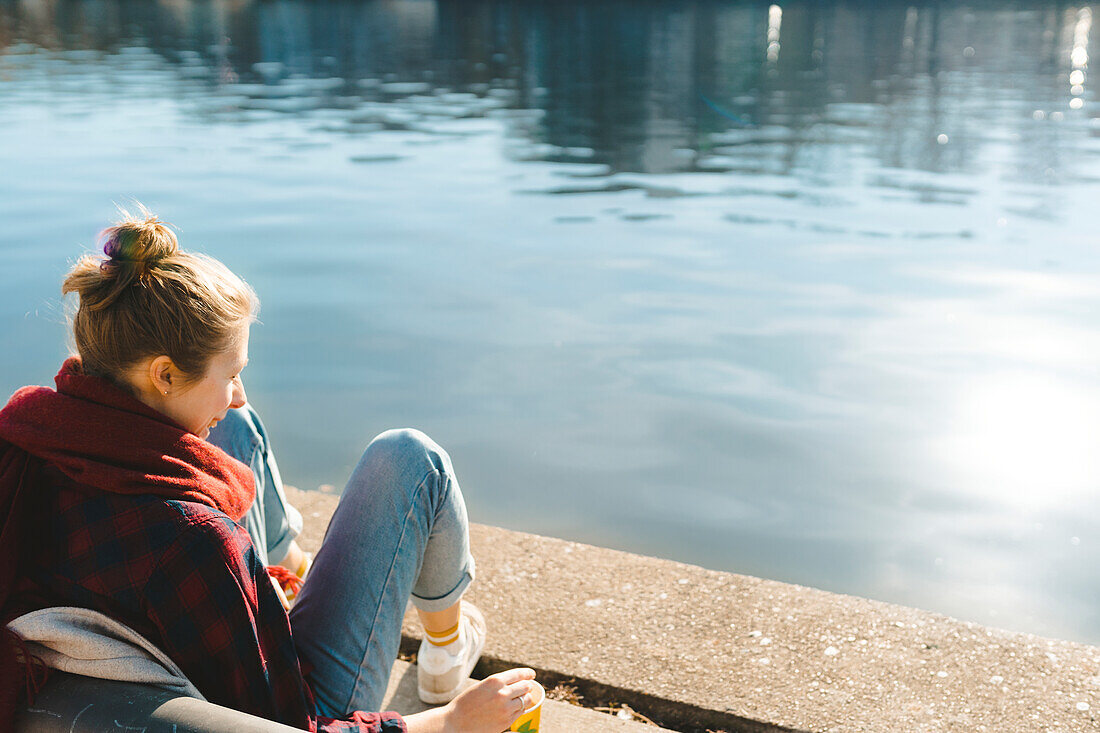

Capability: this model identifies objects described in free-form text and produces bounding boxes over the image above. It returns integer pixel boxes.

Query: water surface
[2,0,1100,644]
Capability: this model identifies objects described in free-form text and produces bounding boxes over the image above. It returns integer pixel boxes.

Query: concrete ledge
[289,486,1100,733]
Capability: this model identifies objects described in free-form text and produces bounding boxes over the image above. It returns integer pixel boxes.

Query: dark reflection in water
[3,0,1094,182]
[3,0,1100,645]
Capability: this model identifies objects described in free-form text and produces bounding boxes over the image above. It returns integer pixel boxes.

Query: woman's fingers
[501,678,540,724]
[491,670,537,715]
[501,678,538,701]
[489,667,536,685]
[269,574,290,610]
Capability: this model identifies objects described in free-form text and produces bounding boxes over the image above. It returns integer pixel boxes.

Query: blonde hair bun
[100,205,180,265]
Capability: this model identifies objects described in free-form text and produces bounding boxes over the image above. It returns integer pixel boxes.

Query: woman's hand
[269,574,290,610]
[447,667,538,733]
[404,668,538,733]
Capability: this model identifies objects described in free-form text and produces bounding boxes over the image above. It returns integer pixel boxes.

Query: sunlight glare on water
[940,372,1100,510]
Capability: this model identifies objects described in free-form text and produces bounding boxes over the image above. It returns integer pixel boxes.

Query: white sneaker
[417,601,486,704]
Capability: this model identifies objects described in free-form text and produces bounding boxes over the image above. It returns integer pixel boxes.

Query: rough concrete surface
[288,486,1100,732]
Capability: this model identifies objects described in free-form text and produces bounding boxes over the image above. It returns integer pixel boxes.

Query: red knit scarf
[0,358,255,723]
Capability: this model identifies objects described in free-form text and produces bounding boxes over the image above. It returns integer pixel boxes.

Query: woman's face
[166,325,250,439]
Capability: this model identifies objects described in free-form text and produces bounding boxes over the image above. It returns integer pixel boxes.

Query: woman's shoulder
[160,495,245,527]
[164,499,257,558]
[44,463,251,551]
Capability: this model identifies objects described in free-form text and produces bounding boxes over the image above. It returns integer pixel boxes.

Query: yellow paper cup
[509,680,545,732]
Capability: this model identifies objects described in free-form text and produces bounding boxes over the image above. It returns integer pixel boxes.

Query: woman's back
[10,460,317,722]
[12,463,188,639]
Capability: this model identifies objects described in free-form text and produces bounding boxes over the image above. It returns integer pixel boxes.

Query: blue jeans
[208,406,476,714]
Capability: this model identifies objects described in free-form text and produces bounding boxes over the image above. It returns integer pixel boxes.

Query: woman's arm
[145,517,313,717]
[145,515,398,731]
[403,707,448,733]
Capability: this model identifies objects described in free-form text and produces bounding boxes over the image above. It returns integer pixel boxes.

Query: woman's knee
[364,428,449,473]
[352,428,459,512]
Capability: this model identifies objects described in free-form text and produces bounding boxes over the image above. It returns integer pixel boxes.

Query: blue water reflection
[2,0,1100,644]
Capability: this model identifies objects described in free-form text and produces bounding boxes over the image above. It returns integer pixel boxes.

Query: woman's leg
[206,404,304,567]
[289,428,475,715]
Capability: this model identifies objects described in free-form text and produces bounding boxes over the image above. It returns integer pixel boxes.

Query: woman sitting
[0,208,536,732]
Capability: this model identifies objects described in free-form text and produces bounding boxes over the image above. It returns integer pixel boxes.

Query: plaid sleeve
[317,712,407,733]
[143,513,406,733]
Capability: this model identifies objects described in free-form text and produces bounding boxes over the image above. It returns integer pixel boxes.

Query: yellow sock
[295,553,311,579]
[424,620,461,647]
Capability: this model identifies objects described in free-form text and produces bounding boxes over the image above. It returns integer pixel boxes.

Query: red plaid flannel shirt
[10,465,406,732]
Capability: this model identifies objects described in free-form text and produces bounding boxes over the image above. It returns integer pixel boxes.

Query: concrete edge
[382,658,671,731]
[398,635,803,733]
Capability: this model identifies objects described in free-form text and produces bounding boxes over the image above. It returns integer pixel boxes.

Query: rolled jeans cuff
[410,555,476,613]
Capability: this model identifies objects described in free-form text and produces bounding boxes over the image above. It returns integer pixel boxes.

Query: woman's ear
[148,355,176,396]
